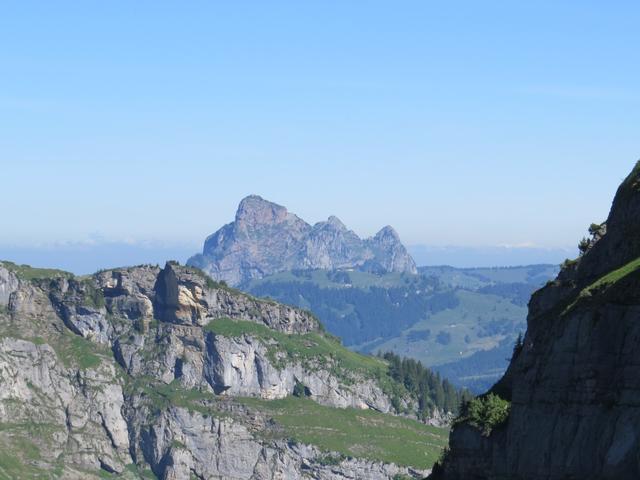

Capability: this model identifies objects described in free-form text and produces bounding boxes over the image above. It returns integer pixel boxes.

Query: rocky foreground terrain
[187,195,417,286]
[431,161,640,480]
[0,260,450,479]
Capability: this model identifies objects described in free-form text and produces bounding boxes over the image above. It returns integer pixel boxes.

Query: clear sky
[2,2,639,263]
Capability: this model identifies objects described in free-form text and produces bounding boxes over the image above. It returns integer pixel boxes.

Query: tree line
[380,351,474,417]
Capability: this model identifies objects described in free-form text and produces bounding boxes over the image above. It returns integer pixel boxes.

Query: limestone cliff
[187,195,417,286]
[0,260,437,479]
[431,161,640,480]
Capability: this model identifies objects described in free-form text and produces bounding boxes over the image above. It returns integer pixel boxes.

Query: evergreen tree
[380,351,471,418]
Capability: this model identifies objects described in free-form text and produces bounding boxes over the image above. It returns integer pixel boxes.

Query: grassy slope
[1,260,73,281]
[564,255,640,315]
[418,265,558,289]
[240,396,448,469]
[361,289,527,367]
[246,266,558,393]
[125,377,449,471]
[582,255,640,293]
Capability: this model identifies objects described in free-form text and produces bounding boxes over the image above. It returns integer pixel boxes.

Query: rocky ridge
[187,195,417,286]
[0,260,438,479]
[431,161,640,480]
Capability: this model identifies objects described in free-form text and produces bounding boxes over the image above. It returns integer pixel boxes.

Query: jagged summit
[234,195,301,226]
[324,215,347,230]
[374,225,400,241]
[188,196,417,286]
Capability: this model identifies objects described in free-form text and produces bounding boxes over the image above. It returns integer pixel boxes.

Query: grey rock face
[187,195,417,286]
[132,408,428,480]
[133,405,430,480]
[0,336,130,475]
[203,333,393,411]
[433,161,640,480]
[0,266,18,306]
[0,260,427,479]
[94,262,319,334]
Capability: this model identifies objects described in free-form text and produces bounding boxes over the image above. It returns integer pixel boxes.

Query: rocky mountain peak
[235,195,295,226]
[188,197,417,286]
[326,215,347,230]
[373,225,401,243]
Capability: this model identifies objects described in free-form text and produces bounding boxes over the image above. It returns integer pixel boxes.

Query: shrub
[459,393,510,436]
[561,257,579,271]
[578,237,591,255]
[589,223,604,237]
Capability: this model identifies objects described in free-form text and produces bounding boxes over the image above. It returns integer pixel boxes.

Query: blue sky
[1,2,639,269]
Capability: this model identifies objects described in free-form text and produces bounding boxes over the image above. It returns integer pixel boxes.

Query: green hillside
[240,396,449,469]
[246,265,558,393]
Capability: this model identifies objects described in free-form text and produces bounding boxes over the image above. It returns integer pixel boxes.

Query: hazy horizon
[0,239,574,275]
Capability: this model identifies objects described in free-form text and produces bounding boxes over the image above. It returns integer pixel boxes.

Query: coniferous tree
[380,351,471,417]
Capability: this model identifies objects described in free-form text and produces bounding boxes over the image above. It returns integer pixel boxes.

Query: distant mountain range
[187,195,417,286]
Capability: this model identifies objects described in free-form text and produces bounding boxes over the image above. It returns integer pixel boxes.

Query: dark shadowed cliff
[431,161,640,480]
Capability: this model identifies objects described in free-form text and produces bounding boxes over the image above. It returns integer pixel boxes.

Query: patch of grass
[564,255,640,315]
[122,463,159,479]
[0,430,47,480]
[0,451,44,480]
[0,325,105,371]
[52,330,105,370]
[1,260,74,281]
[171,439,187,450]
[238,396,448,469]
[584,256,640,293]
[125,376,223,419]
[96,463,158,479]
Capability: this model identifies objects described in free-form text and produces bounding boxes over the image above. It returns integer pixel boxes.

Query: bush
[578,237,591,255]
[459,393,510,436]
[561,258,578,270]
[589,223,604,237]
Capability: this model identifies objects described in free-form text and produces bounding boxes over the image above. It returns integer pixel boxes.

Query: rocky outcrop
[204,333,393,410]
[0,336,130,476]
[95,262,318,334]
[0,260,430,479]
[187,195,417,286]
[432,161,640,480]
